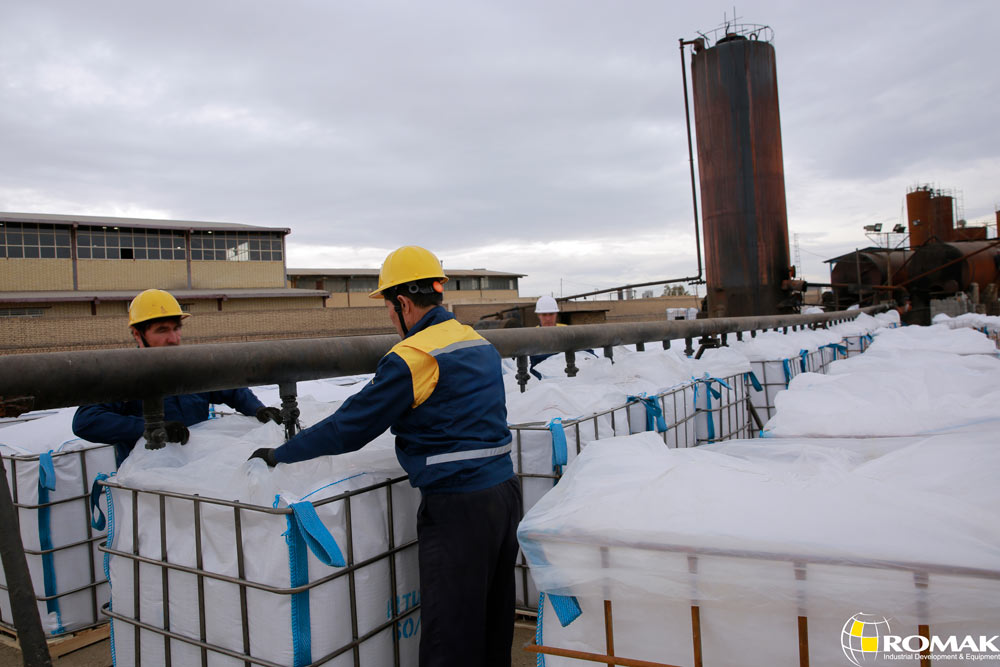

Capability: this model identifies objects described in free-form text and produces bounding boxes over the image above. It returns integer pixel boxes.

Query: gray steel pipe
[0,308,880,414]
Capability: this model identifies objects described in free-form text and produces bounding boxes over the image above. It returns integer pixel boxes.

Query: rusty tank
[906,185,958,245]
[829,249,912,305]
[908,241,1000,295]
[690,29,791,317]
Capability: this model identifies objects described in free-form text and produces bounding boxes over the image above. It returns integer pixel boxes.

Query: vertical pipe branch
[143,395,167,449]
[515,356,530,393]
[679,38,704,282]
[278,382,300,440]
[564,351,578,378]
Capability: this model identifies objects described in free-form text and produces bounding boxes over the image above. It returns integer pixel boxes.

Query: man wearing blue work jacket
[73,288,282,465]
[249,246,521,667]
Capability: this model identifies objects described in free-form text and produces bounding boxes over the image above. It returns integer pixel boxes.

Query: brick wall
[191,260,285,288]
[77,259,188,291]
[0,258,74,290]
[0,306,394,355]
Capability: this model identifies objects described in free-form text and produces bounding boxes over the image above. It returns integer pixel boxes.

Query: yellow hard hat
[369,246,448,299]
[128,289,190,327]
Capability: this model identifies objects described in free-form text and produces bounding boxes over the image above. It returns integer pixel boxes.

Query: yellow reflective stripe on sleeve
[392,346,439,408]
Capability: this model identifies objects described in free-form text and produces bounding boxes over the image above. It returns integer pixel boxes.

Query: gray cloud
[1,0,997,296]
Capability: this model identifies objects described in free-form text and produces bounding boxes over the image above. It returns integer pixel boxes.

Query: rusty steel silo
[690,27,791,317]
[906,186,934,247]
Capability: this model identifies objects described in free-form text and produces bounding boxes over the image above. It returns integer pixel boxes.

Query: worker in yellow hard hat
[72,288,283,465]
[250,246,520,667]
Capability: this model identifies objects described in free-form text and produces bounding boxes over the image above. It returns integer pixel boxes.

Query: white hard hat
[535,295,560,313]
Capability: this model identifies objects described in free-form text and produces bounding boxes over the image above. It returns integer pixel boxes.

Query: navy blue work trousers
[417,476,522,667]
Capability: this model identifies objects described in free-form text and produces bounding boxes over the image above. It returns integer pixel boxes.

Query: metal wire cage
[522,536,1000,667]
[509,381,703,612]
[0,443,114,637]
[95,473,421,667]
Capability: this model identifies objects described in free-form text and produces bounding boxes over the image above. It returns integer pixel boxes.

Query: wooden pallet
[0,622,109,659]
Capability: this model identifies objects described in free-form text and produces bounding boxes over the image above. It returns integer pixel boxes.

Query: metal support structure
[0,457,53,666]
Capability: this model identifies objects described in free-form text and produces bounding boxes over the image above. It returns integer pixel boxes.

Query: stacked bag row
[519,319,1000,665]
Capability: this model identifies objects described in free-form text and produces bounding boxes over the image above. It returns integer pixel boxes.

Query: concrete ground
[0,621,540,667]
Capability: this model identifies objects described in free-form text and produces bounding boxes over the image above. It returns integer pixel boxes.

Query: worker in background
[530,294,563,378]
[73,289,282,465]
[249,246,520,667]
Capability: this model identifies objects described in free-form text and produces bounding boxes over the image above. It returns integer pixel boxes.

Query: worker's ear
[129,326,144,348]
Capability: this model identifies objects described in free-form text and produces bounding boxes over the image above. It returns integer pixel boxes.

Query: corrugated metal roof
[0,288,327,303]
[0,212,290,234]
[287,268,525,278]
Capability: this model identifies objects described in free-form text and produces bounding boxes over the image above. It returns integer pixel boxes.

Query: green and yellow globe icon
[841,613,891,665]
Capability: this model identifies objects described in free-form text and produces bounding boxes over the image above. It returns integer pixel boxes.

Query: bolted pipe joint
[515,356,530,393]
[564,351,578,378]
[278,381,301,441]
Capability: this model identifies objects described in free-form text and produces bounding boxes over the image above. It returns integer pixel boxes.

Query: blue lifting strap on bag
[289,501,347,568]
[547,418,568,476]
[627,394,668,433]
[37,451,66,634]
[90,473,110,530]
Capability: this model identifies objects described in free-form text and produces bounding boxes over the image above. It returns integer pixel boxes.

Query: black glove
[163,421,190,445]
[249,447,278,467]
[256,406,284,425]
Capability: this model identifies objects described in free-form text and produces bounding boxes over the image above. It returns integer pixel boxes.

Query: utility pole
[793,233,802,278]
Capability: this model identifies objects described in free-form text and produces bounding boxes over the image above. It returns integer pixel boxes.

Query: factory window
[0,307,46,317]
[190,231,283,262]
[447,277,480,291]
[0,223,71,259]
[323,277,348,292]
[481,277,515,290]
[347,276,379,293]
[77,226,186,260]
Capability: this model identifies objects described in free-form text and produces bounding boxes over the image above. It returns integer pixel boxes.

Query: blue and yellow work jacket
[73,390,265,465]
[273,306,514,493]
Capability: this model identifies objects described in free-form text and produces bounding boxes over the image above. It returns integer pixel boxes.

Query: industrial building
[287,267,523,307]
[0,212,529,354]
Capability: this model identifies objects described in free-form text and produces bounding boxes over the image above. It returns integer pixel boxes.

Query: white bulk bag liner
[519,432,1000,666]
[583,348,697,446]
[830,312,881,356]
[865,324,998,356]
[506,381,630,609]
[250,375,373,406]
[0,408,115,635]
[688,348,752,443]
[874,309,901,328]
[527,350,605,381]
[507,381,629,510]
[98,399,420,667]
[793,327,845,373]
[730,332,818,422]
[763,352,1000,437]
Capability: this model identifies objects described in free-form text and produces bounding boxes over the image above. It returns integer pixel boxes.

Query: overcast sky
[2,1,998,297]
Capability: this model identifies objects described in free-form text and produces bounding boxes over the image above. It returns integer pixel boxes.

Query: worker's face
[133,320,183,348]
[538,312,558,327]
